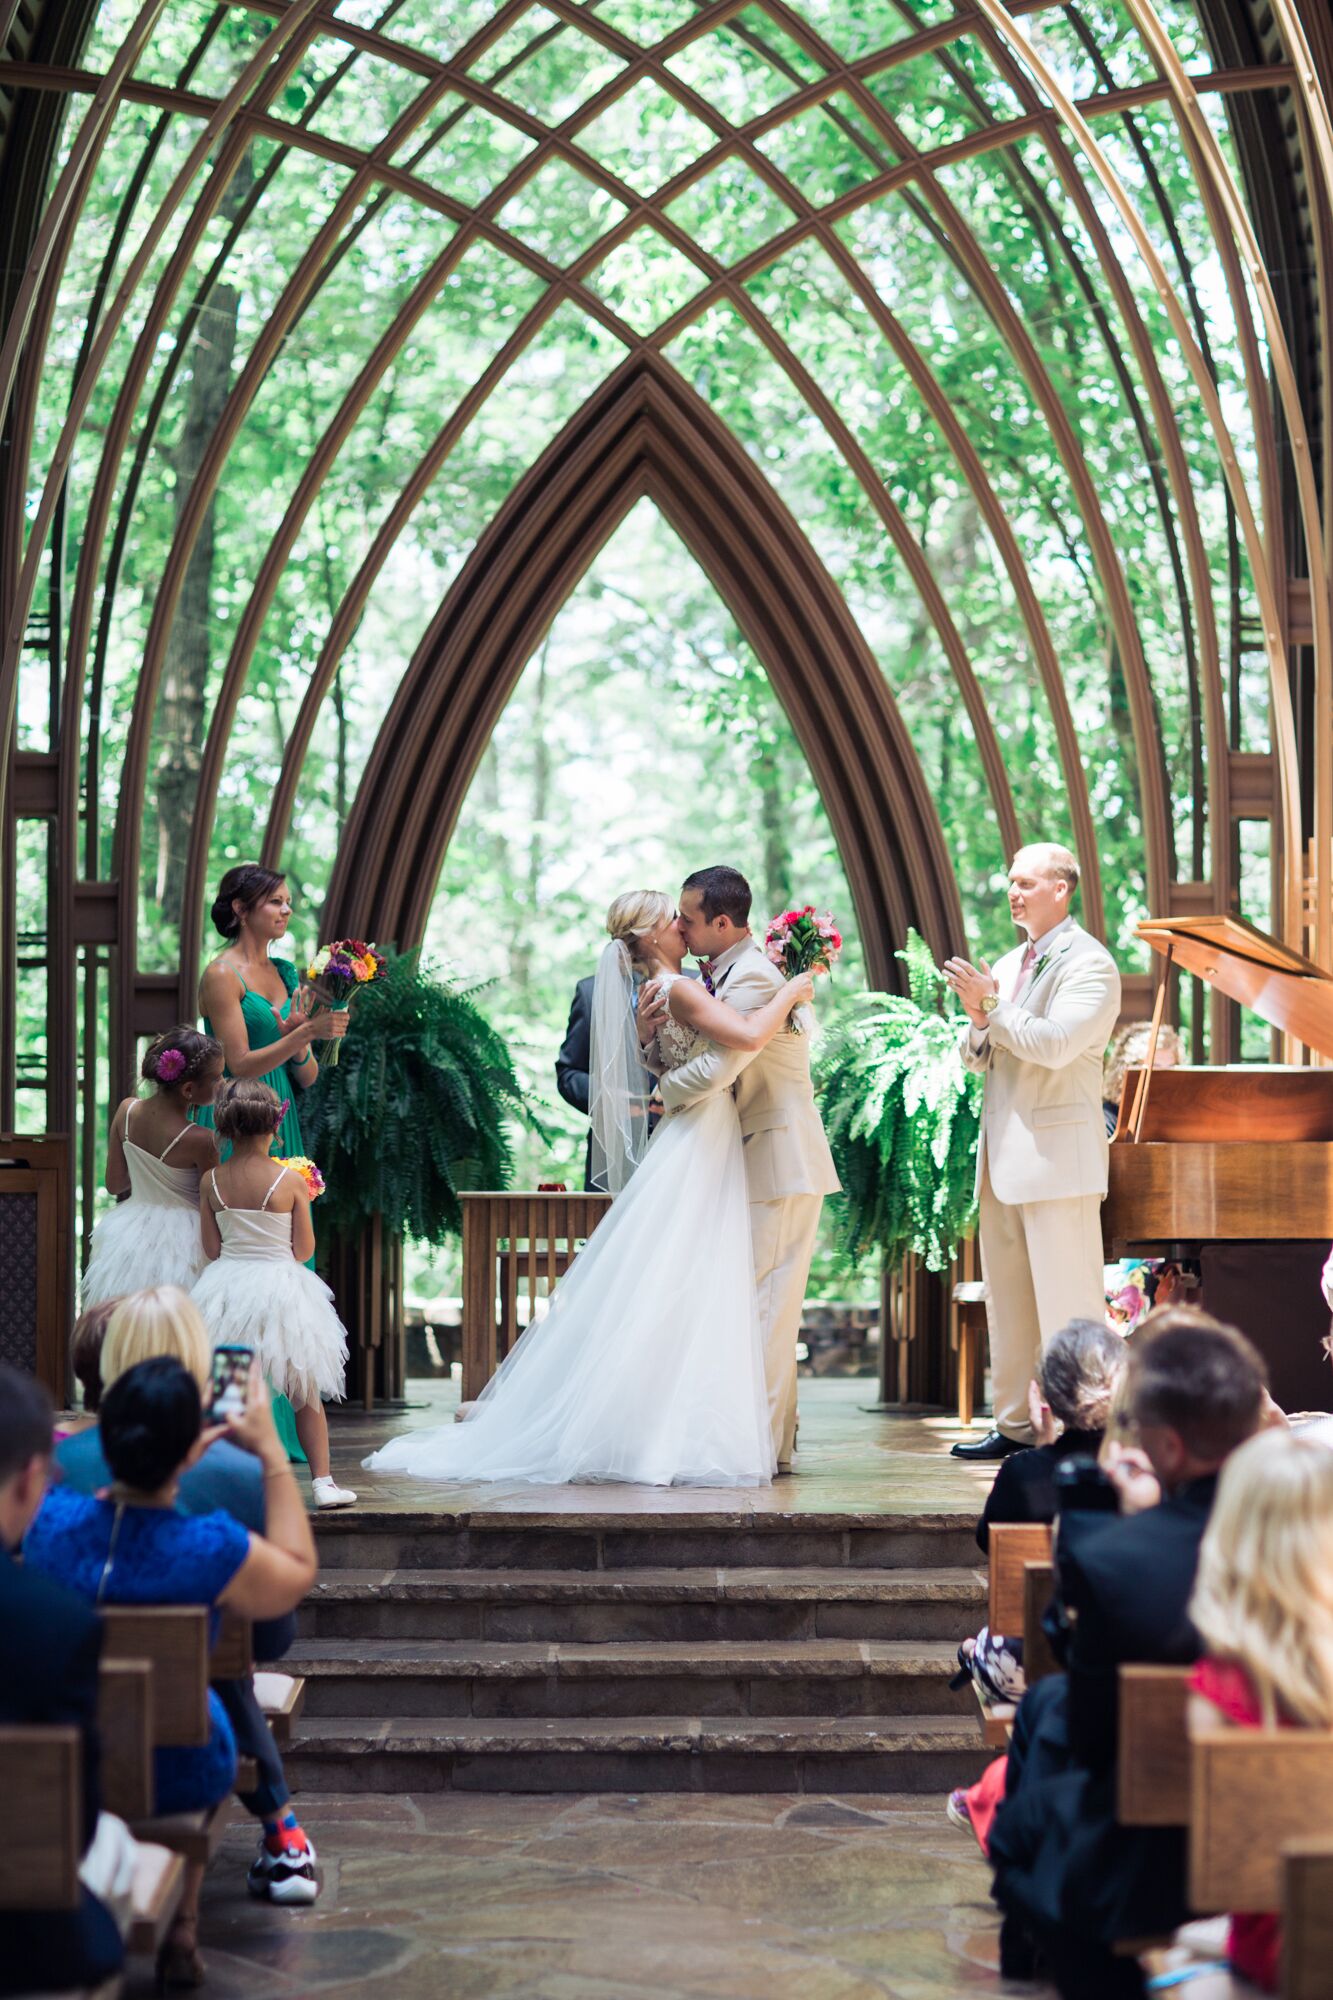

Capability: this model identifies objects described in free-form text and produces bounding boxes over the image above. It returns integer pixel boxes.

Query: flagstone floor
[189,1789,1028,2000]
[167,1387,1034,1997]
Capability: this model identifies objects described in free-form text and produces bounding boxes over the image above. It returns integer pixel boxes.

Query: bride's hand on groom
[637,980,668,1045]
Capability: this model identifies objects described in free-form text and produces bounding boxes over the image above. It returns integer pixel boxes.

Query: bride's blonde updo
[605,890,673,965]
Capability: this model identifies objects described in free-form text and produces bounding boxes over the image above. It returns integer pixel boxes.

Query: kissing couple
[367,865,840,1489]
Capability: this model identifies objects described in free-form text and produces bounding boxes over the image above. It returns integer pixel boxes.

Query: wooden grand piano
[1103,915,1333,1407]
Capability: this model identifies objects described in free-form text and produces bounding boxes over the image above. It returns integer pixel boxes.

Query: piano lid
[1136,915,1333,1059]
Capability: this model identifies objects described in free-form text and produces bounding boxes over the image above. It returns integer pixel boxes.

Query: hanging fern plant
[301,949,545,1245]
[815,929,982,1273]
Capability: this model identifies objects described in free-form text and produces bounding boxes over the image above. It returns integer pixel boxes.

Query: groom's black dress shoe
[950,1429,1027,1462]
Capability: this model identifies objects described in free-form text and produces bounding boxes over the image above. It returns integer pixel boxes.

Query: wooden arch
[319,351,965,987]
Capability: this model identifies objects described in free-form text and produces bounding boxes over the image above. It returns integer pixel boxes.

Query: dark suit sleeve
[556,980,592,1116]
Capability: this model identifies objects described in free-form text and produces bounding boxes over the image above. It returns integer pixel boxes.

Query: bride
[363,889,813,1487]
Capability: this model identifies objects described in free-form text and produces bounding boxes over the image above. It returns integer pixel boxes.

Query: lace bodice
[652,973,706,1071]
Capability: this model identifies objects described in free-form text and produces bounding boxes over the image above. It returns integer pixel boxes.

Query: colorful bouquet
[764,905,843,1033]
[274,1155,326,1200]
[302,938,387,1066]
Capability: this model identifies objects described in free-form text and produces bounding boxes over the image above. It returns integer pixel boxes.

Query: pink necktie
[1011,940,1037,1000]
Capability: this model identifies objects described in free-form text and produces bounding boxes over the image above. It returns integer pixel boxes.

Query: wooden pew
[97,1658,154,1822]
[211,1609,307,1750]
[977,1525,1056,1748]
[988,1523,1053,1636]
[1117,1664,1192,1827]
[0,1725,81,1912]
[0,1723,184,1972]
[99,1606,231,1863]
[1022,1559,1059,1684]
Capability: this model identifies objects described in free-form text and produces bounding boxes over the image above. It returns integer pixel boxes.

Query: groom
[640,865,840,1473]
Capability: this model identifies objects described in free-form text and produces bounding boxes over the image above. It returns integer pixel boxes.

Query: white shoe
[311,1475,356,1508]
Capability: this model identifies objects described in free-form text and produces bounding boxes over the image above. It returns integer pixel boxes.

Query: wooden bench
[988,1522,1053,1636]
[977,1525,1056,1747]
[99,1606,232,1863]
[0,1723,185,1973]
[211,1609,307,1749]
[951,1277,988,1428]
[1117,1664,1192,1827]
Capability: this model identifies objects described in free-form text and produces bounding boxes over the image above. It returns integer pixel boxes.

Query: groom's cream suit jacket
[960,920,1121,1206]
[658,939,840,1202]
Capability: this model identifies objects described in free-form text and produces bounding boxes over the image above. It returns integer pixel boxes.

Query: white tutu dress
[81,1102,208,1308]
[191,1167,348,1409]
[364,974,774,1488]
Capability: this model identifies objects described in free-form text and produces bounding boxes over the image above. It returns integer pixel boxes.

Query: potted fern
[301,949,543,1402]
[816,929,982,1275]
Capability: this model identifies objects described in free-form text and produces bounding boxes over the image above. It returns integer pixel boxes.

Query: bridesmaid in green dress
[198,864,348,1475]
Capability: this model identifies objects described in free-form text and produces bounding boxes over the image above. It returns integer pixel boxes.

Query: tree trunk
[155,153,253,923]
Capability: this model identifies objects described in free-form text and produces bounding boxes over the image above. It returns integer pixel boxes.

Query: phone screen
[208,1344,253,1425]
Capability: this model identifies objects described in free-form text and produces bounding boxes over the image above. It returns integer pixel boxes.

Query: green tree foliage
[299,949,545,1244]
[816,931,981,1272]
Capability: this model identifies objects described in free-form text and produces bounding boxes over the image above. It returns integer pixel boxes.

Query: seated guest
[957,1320,1127,1719]
[988,1307,1267,2000]
[60,1297,121,1438]
[977,1318,1126,1554]
[57,1285,320,1905]
[27,1354,318,1983]
[1187,1429,1333,1994]
[0,1363,123,1998]
[1101,1021,1184,1136]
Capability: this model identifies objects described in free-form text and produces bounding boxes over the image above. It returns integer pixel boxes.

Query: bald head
[1007,844,1079,939]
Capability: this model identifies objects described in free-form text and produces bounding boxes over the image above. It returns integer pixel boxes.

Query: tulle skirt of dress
[192,1258,348,1409]
[82,1202,208,1309]
[365,1090,774,1487]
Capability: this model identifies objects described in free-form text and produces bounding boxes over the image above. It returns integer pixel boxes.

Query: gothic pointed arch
[320,352,965,988]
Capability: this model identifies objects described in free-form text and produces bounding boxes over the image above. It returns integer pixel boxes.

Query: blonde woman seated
[367,889,814,1488]
[1188,1429,1333,1993]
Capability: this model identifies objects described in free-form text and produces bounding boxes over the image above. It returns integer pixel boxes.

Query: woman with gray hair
[976,1317,1127,1553]
[947,1318,1128,1765]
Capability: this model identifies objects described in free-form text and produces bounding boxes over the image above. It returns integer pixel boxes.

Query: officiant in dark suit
[556,967,682,1190]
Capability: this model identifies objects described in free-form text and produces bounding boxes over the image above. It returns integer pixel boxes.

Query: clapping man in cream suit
[944,845,1121,1461]
[638,866,840,1473]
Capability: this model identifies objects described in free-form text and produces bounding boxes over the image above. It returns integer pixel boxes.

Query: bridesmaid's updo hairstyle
[142,1025,222,1089]
[605,890,673,967]
[214,1077,284,1141]
[100,1356,201,1493]
[211,863,285,940]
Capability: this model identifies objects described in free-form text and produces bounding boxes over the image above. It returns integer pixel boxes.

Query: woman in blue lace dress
[26,1354,318,1985]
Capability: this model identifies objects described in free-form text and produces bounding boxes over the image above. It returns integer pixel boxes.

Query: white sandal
[311,1475,356,1508]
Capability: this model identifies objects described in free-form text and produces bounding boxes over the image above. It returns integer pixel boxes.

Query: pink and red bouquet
[274,1155,326,1200]
[302,938,388,1065]
[764,906,843,1032]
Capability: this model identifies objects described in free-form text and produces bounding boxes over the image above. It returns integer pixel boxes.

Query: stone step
[285,1636,972,1719]
[300,1564,985,1643]
[285,1710,990,1795]
[313,1509,980,1573]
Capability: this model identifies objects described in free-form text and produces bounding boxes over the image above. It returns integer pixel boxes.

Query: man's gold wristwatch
[980,991,1000,1015]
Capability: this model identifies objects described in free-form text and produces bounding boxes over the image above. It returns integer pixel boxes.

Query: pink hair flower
[155,1048,186,1083]
[273,1097,291,1128]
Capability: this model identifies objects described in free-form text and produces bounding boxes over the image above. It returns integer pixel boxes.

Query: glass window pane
[791,0,957,67]
[396,96,539,205]
[664,20,811,123]
[664,156,797,264]
[474,9,629,123]
[755,94,895,208]
[573,76,718,195]
[496,156,629,266]
[586,223,707,333]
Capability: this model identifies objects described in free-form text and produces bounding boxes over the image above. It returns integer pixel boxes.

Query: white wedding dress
[364,974,775,1487]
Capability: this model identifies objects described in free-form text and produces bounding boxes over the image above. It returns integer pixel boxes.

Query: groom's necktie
[702,965,716,995]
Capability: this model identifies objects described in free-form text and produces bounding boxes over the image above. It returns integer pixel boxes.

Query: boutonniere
[1030,937,1073,985]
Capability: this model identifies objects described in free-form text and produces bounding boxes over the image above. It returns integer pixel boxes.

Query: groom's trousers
[751,1193,823,1465]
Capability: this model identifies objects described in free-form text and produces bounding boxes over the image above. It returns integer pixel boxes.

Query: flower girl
[193,1077,354,1508]
[82,1027,224,1309]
